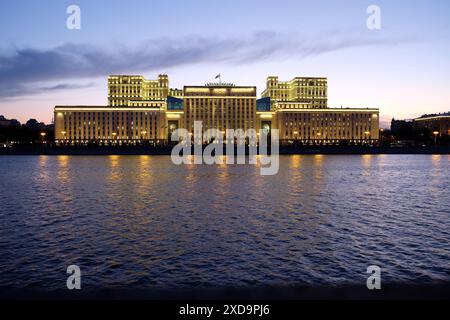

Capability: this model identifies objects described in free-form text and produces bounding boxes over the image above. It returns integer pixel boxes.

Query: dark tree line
[390,121,449,146]
[0,124,54,145]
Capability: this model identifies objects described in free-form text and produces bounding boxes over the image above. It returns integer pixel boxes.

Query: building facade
[414,113,450,136]
[262,76,328,108]
[108,74,169,106]
[259,76,378,142]
[182,85,257,133]
[54,74,379,145]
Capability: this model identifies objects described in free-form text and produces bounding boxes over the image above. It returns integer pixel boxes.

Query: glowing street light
[40,132,46,145]
[433,131,439,145]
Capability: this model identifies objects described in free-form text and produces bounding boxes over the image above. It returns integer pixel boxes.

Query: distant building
[414,112,450,135]
[391,118,414,133]
[54,74,379,145]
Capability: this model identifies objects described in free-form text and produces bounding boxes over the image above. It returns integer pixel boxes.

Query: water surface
[0,155,449,290]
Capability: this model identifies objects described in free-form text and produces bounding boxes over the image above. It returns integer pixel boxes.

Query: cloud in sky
[0,31,412,98]
[0,82,96,98]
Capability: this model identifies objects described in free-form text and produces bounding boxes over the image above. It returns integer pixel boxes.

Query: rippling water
[0,155,449,290]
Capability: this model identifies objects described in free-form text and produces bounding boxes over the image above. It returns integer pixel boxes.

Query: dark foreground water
[0,155,449,290]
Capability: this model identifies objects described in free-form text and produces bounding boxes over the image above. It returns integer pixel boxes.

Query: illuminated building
[262,76,327,108]
[259,76,378,142]
[108,74,169,106]
[182,85,257,133]
[54,74,379,145]
[414,112,450,136]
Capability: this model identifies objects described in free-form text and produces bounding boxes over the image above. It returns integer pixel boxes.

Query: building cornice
[55,106,163,112]
[415,115,450,121]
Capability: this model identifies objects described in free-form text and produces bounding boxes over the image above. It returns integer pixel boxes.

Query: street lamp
[141,130,147,144]
[316,132,322,145]
[60,131,67,145]
[362,131,370,146]
[433,131,439,146]
[40,132,46,145]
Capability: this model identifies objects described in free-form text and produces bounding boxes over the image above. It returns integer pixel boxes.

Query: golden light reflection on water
[431,154,441,165]
[38,155,51,184]
[57,155,69,165]
[289,155,303,169]
[38,155,48,167]
[107,155,122,185]
[362,154,373,168]
[285,156,305,207]
[430,155,442,179]
[137,156,153,196]
[138,155,151,172]
[313,154,324,165]
[216,156,230,186]
[361,155,375,177]
[56,155,70,184]
[55,156,74,205]
[184,155,198,185]
[109,155,120,165]
[312,155,324,182]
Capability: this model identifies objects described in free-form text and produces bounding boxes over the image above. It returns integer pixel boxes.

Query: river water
[0,155,448,290]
